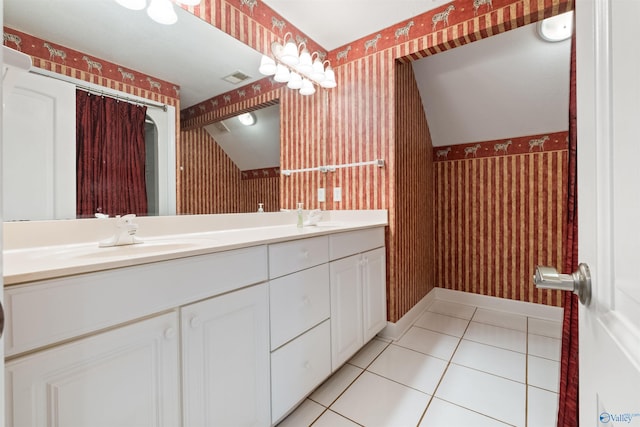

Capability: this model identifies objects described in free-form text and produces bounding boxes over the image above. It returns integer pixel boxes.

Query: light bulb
[273,63,290,83]
[280,40,299,66]
[299,78,316,96]
[310,58,326,82]
[147,0,177,25]
[258,55,277,75]
[320,66,336,89]
[287,72,303,89]
[296,47,313,74]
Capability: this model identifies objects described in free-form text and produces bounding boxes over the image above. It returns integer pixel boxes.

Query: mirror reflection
[2,0,280,219]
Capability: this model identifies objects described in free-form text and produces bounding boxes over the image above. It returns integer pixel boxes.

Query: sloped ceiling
[412,21,571,147]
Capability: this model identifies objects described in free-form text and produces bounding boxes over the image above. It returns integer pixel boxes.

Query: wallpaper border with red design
[433,131,568,161]
[3,27,180,105]
[242,167,280,180]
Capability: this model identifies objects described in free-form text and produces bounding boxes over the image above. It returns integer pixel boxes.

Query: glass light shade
[147,0,177,25]
[287,72,303,90]
[237,112,256,126]
[273,63,290,83]
[319,66,337,88]
[310,58,326,82]
[280,41,299,66]
[296,48,313,74]
[179,0,201,5]
[258,55,277,75]
[115,0,146,10]
[299,78,316,96]
[537,11,573,42]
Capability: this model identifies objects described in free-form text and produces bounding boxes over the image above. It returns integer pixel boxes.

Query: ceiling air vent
[222,71,251,84]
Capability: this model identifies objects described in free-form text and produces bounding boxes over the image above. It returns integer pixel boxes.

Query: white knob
[303,361,311,370]
[302,296,311,306]
[164,328,176,340]
[301,250,309,259]
[190,316,202,329]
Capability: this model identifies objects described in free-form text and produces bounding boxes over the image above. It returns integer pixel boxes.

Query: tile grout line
[414,305,478,426]
[308,339,393,426]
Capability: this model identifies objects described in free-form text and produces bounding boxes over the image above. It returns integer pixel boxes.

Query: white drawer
[329,227,385,260]
[5,246,267,357]
[268,236,328,278]
[271,320,331,423]
[269,264,330,350]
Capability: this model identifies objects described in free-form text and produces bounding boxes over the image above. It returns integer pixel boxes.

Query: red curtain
[76,90,148,218]
[557,29,579,427]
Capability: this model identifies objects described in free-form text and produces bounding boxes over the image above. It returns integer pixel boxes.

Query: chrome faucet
[99,214,143,247]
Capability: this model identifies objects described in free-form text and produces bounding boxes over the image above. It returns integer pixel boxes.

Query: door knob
[533,263,591,306]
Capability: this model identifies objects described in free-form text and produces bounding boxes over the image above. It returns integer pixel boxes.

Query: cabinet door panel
[6,312,180,427]
[330,254,364,371]
[363,247,387,342]
[181,283,270,427]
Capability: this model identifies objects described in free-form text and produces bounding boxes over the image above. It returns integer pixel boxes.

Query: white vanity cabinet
[4,246,268,427]
[181,283,270,427]
[5,312,181,427]
[329,228,387,371]
[268,236,332,424]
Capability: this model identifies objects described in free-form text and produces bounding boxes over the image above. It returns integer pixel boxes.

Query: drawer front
[268,236,328,278]
[270,264,330,350]
[329,227,385,261]
[5,246,267,357]
[271,320,331,423]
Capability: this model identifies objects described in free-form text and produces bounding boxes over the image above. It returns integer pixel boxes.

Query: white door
[577,0,640,425]
[2,72,76,220]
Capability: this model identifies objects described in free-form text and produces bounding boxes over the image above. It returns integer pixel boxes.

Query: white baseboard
[378,287,563,341]
[378,290,435,341]
[433,288,564,322]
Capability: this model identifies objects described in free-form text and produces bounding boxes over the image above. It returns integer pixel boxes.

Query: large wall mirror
[3,0,280,220]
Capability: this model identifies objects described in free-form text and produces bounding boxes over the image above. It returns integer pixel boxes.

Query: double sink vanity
[3,210,388,426]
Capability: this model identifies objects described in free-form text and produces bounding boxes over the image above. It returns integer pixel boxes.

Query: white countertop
[3,210,387,285]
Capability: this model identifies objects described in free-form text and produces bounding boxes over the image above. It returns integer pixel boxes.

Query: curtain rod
[281,159,385,177]
[29,67,168,111]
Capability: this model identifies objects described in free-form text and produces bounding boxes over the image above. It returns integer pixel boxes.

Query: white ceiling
[204,104,281,170]
[262,0,452,51]
[412,21,571,146]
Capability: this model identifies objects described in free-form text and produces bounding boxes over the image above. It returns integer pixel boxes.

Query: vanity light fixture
[238,112,257,126]
[537,11,573,42]
[258,32,337,95]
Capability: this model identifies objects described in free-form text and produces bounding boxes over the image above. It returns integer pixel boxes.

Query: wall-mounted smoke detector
[222,71,252,84]
[537,11,573,42]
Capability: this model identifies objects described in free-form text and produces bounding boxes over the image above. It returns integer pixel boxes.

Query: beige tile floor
[277,299,562,427]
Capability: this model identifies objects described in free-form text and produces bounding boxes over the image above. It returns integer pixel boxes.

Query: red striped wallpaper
[393,62,435,321]
[434,133,567,306]
[179,127,278,213]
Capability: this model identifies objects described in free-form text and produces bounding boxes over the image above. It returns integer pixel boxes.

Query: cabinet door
[181,283,270,427]
[362,247,387,342]
[330,254,364,371]
[6,312,180,427]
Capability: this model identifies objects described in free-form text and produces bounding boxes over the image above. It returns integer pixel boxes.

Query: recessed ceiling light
[537,11,573,42]
[238,112,256,126]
